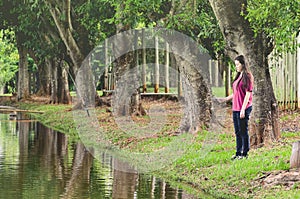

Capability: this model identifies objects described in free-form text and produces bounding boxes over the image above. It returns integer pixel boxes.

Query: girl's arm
[225,94,233,101]
[217,94,233,103]
[240,91,251,118]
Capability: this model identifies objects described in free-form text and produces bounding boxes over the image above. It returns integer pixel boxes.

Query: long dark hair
[232,55,253,91]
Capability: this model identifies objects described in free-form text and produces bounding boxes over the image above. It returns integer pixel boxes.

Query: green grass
[154,133,296,199]
[140,87,178,93]
[70,90,103,96]
[281,131,300,139]
[0,94,12,96]
[212,86,226,97]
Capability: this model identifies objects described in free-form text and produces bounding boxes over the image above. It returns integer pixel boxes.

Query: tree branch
[47,1,83,71]
[65,0,73,31]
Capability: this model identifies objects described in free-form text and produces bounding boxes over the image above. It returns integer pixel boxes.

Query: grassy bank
[18,101,300,199]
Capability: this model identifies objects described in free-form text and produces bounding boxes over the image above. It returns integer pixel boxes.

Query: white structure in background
[297,35,300,109]
[269,35,300,110]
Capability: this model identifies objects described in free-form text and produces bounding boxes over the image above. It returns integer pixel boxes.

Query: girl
[224,55,254,160]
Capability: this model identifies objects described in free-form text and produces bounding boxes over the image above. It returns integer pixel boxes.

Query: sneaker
[231,155,243,160]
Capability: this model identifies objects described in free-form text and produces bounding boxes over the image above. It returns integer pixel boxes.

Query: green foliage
[74,0,116,44]
[246,0,300,53]
[165,0,224,56]
[16,0,64,60]
[95,0,225,58]
[103,0,164,27]
[0,29,18,89]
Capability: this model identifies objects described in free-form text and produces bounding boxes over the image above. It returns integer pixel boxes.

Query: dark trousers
[232,106,252,156]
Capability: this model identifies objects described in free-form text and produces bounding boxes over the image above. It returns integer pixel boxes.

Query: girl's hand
[217,97,227,103]
[240,109,245,118]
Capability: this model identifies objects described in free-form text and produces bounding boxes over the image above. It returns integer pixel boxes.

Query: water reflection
[0,114,197,199]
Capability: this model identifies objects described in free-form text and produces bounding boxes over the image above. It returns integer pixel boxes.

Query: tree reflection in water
[0,114,199,199]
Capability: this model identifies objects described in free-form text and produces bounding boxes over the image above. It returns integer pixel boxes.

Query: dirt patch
[279,110,300,133]
[0,95,51,105]
[255,169,300,190]
[0,96,16,104]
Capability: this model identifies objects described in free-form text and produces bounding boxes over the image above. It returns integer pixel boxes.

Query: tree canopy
[246,0,300,53]
[0,0,299,143]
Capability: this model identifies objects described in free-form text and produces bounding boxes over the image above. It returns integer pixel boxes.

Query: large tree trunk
[209,0,280,147]
[47,57,72,104]
[57,61,72,104]
[28,50,52,97]
[36,60,52,96]
[154,30,213,134]
[112,39,141,116]
[172,43,212,133]
[111,27,144,117]
[48,58,58,104]
[175,54,212,133]
[16,39,30,100]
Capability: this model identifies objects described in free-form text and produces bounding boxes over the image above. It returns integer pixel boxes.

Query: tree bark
[209,0,280,147]
[165,42,170,93]
[112,27,144,116]
[161,30,212,134]
[174,53,212,133]
[47,57,72,104]
[76,58,97,108]
[49,58,58,104]
[16,37,30,100]
[36,60,52,96]
[290,141,300,169]
[57,61,72,104]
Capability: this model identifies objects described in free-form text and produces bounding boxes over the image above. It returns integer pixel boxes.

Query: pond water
[0,113,199,199]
